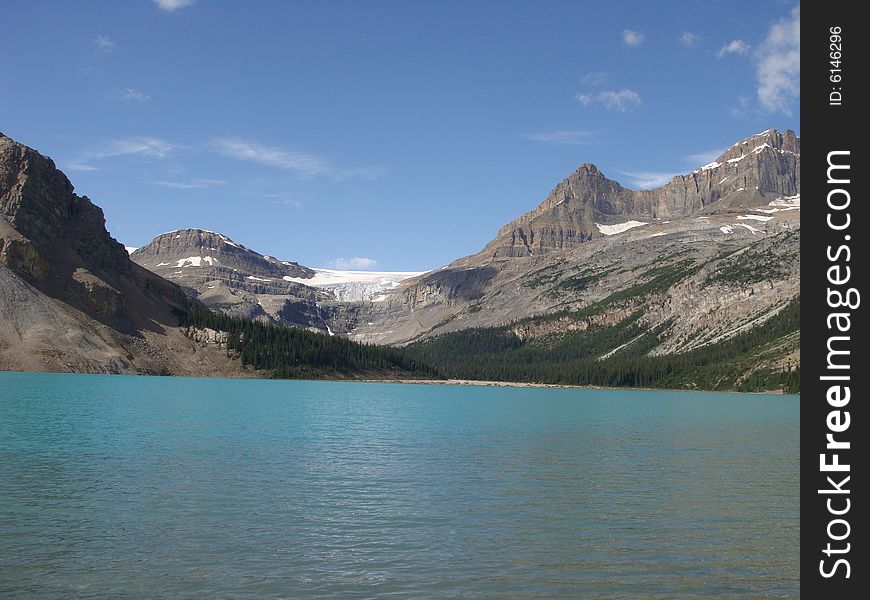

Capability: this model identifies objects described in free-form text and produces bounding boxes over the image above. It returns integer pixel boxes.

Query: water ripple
[0,373,799,598]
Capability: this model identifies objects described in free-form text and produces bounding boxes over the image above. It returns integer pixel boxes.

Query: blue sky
[1,0,799,271]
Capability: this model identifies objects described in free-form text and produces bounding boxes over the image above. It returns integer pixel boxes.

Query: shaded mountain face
[0,133,236,375]
[0,133,187,332]
[486,129,799,257]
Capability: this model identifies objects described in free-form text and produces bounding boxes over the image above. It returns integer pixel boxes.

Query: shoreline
[361,378,593,389]
[0,369,791,395]
[354,377,788,395]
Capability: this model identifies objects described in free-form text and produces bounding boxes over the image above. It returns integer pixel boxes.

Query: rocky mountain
[329,129,800,387]
[485,129,799,257]
[130,229,331,328]
[0,133,237,375]
[132,228,314,281]
[2,128,800,389]
[130,230,422,330]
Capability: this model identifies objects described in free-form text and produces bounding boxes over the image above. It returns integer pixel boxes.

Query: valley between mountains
[1,129,800,391]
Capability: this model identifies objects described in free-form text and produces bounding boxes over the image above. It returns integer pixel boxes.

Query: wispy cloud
[618,170,679,189]
[755,5,800,115]
[717,39,750,58]
[580,72,608,86]
[153,0,195,11]
[326,257,379,270]
[211,138,329,178]
[622,29,645,47]
[728,95,752,119]
[620,144,732,189]
[267,198,305,208]
[678,31,701,47]
[110,88,150,102]
[685,148,726,167]
[211,138,385,181]
[523,130,594,145]
[64,163,99,172]
[577,89,642,112]
[149,178,225,190]
[94,35,115,53]
[90,137,177,159]
[255,192,305,208]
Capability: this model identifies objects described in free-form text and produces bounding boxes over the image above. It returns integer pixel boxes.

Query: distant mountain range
[0,129,800,390]
[129,229,422,331]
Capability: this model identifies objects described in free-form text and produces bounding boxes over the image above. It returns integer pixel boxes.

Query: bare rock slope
[485,129,798,257]
[0,133,237,375]
[337,130,800,380]
[130,230,422,331]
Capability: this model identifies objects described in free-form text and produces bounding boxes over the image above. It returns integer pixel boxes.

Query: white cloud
[581,72,608,86]
[577,89,642,112]
[94,35,115,53]
[111,88,150,102]
[211,138,384,181]
[326,257,379,270]
[622,29,645,47]
[211,138,330,179]
[523,130,593,145]
[755,5,800,115]
[153,0,195,11]
[618,170,680,189]
[717,39,750,58]
[149,178,225,189]
[679,32,701,47]
[91,137,176,159]
[64,163,99,172]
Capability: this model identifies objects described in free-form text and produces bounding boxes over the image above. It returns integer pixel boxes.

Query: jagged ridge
[486,129,799,257]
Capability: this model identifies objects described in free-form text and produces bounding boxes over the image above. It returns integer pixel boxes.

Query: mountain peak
[484,128,799,257]
[132,227,313,281]
[710,128,799,168]
[150,228,247,250]
[1,131,189,340]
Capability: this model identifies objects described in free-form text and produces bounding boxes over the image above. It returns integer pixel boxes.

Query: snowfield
[595,221,647,236]
[284,269,427,302]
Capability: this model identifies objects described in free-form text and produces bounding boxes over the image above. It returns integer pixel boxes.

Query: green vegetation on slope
[180,296,799,393]
[404,297,800,393]
[710,229,799,286]
[180,302,438,380]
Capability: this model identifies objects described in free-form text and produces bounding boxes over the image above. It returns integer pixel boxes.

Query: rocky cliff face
[130,230,424,331]
[336,130,800,382]
[1,128,801,382]
[0,132,191,331]
[132,229,314,282]
[485,129,799,257]
[0,133,239,375]
[131,229,335,329]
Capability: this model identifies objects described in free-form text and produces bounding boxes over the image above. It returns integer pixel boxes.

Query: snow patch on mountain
[284,269,426,302]
[172,256,219,268]
[595,221,647,236]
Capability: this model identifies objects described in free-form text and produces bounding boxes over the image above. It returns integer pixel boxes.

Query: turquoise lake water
[0,372,799,598]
